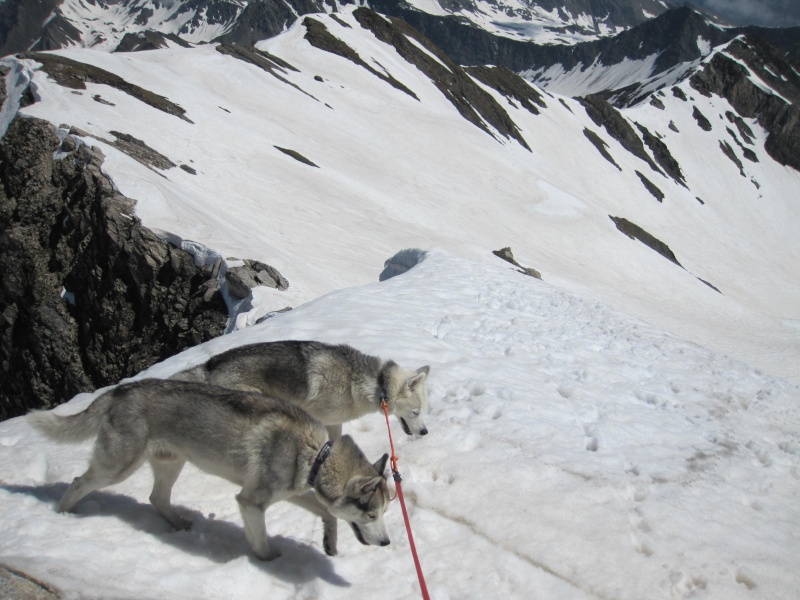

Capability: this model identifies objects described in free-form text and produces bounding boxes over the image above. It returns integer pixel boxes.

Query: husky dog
[172,340,431,439]
[27,379,390,560]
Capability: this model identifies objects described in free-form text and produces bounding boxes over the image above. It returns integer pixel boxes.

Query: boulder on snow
[492,247,542,280]
[225,260,289,299]
[380,248,427,281]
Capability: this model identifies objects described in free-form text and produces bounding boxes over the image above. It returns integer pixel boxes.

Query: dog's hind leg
[149,453,190,530]
[58,446,146,513]
[58,425,148,514]
[58,466,111,513]
[287,492,338,556]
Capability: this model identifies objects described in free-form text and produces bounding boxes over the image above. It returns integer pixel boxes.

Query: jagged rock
[635,170,665,202]
[689,37,800,172]
[692,105,712,131]
[115,30,193,52]
[351,7,530,150]
[380,248,427,281]
[579,94,664,177]
[274,146,319,168]
[19,52,192,123]
[215,0,325,47]
[609,215,681,267]
[302,15,418,99]
[225,259,289,299]
[0,116,229,420]
[492,247,542,280]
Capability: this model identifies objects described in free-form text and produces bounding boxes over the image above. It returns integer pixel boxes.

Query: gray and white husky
[172,340,431,439]
[28,378,391,560]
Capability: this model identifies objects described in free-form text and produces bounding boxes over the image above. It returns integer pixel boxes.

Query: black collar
[308,440,334,487]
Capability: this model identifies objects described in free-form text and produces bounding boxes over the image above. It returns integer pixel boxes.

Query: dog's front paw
[323,517,338,556]
[166,514,193,531]
[255,549,281,561]
[323,534,338,557]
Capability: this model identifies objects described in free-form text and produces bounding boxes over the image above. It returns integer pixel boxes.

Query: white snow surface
[1,7,800,598]
[1,250,800,599]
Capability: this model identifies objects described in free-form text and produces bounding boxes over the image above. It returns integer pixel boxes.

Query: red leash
[381,399,431,600]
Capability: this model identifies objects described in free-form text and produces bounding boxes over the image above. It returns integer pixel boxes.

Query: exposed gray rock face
[0,116,230,420]
[0,0,62,56]
[115,31,193,52]
[350,7,531,150]
[225,260,290,299]
[215,0,327,47]
[379,248,427,281]
[689,36,800,173]
[492,247,542,280]
[20,52,192,123]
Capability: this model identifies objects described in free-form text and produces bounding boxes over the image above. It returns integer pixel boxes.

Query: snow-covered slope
[1,249,798,599]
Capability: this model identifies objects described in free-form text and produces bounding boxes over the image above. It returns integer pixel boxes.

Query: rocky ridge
[1,116,235,420]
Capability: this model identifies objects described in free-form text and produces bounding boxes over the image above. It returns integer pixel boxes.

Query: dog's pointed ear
[346,475,384,497]
[373,453,389,477]
[406,368,429,392]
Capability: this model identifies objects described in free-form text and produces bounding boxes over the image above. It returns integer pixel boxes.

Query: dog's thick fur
[172,340,431,438]
[28,379,390,560]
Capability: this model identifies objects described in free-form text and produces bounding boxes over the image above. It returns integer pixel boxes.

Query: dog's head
[318,439,391,548]
[394,365,430,436]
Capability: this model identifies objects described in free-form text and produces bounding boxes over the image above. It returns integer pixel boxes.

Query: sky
[0,5,799,598]
[685,0,800,27]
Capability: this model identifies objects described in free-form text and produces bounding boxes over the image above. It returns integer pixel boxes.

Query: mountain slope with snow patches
[4,7,798,383]
[0,5,798,598]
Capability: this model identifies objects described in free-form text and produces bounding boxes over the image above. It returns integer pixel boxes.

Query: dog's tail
[27,394,111,443]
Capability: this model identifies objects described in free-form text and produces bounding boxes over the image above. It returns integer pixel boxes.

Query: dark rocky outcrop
[609,215,681,267]
[690,37,800,172]
[579,94,662,175]
[115,31,193,53]
[215,43,308,95]
[492,247,541,279]
[465,65,547,116]
[0,116,230,421]
[584,128,621,170]
[302,15,418,99]
[352,7,530,150]
[20,52,193,123]
[215,0,326,47]
[635,170,665,202]
[0,0,60,56]
[274,146,319,168]
[635,123,686,186]
[692,105,713,131]
[225,259,290,299]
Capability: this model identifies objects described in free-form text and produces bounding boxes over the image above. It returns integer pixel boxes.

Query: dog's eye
[412,410,420,416]
[367,513,377,521]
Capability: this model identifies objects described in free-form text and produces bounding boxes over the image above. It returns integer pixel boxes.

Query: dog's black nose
[380,539,390,546]
[419,428,428,436]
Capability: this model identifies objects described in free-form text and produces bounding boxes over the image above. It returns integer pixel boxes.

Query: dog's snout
[419,428,428,436]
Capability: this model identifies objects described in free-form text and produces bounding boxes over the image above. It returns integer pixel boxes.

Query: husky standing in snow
[171,340,432,439]
[28,378,391,560]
